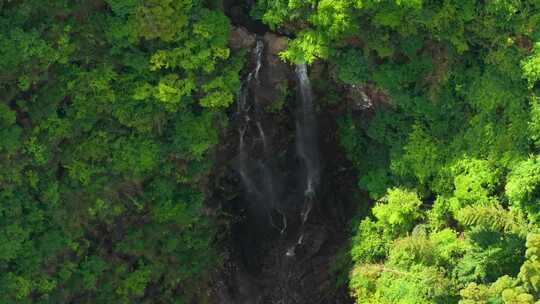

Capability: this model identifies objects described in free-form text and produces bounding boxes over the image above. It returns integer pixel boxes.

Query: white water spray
[287,63,321,258]
[236,40,287,235]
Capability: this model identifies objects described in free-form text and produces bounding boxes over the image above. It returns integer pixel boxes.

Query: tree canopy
[0,0,240,302]
[252,0,540,302]
[3,0,540,302]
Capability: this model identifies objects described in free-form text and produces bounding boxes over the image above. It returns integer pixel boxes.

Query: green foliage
[522,42,540,89]
[458,233,540,303]
[456,204,528,236]
[172,110,220,161]
[372,188,422,235]
[0,0,237,302]
[332,49,370,85]
[350,264,454,304]
[0,103,21,153]
[451,159,500,205]
[349,185,531,302]
[350,227,462,303]
[519,233,540,295]
[351,218,392,264]
[274,2,540,300]
[3,0,540,301]
[506,156,540,224]
[280,30,330,63]
[252,0,537,296]
[391,124,446,186]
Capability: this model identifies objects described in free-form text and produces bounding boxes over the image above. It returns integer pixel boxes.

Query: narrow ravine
[209,29,357,303]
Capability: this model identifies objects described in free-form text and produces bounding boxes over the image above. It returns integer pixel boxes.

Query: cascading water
[236,45,321,259]
[236,40,287,235]
[286,63,320,257]
[295,63,320,196]
[220,33,353,303]
[236,41,261,198]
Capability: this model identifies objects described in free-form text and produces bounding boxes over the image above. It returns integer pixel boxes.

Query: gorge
[209,23,358,303]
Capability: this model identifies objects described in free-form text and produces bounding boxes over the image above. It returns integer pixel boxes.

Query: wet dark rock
[208,27,356,304]
[346,84,391,112]
[348,85,373,111]
[248,33,289,107]
[223,0,269,35]
[229,26,256,51]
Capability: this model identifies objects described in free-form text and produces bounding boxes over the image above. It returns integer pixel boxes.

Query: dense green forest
[2,0,540,303]
[0,0,239,302]
[253,0,540,302]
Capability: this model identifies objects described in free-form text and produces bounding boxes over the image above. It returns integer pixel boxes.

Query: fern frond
[456,204,528,236]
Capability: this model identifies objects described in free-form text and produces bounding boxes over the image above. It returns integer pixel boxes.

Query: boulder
[347,85,373,111]
[229,26,256,51]
[345,83,393,112]
[263,33,288,59]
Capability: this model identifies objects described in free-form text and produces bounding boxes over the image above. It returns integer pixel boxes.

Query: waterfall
[236,40,286,234]
[236,47,321,259]
[286,63,320,257]
[253,40,263,83]
[256,121,268,156]
[295,63,320,197]
[237,40,263,197]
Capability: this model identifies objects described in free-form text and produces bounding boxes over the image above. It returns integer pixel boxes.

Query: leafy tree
[506,156,540,224]
[0,0,239,302]
[372,188,423,235]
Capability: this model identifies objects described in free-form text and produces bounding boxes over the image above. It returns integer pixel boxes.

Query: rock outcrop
[229,26,256,51]
[250,33,289,107]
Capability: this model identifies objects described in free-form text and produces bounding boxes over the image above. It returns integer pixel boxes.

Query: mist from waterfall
[237,40,263,197]
[286,63,321,258]
[236,40,286,235]
[235,44,322,259]
[295,63,320,198]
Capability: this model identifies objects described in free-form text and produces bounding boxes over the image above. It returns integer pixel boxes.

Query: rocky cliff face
[230,28,291,107]
[205,25,357,304]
